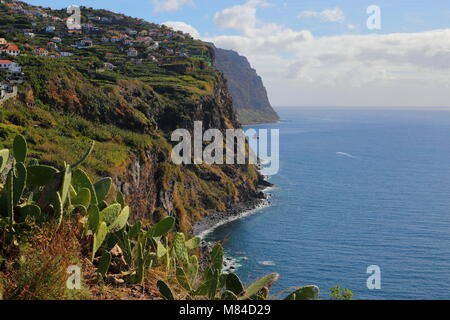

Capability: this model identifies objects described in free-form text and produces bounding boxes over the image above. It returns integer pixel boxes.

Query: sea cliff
[213,46,279,125]
[0,0,267,233]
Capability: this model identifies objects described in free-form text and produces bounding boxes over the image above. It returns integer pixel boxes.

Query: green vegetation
[157,240,320,300]
[330,285,354,300]
[0,2,352,301]
[0,135,334,300]
[0,1,263,234]
[0,54,257,231]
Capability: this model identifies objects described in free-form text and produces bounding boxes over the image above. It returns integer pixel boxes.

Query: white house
[59,51,73,57]
[0,38,7,45]
[127,48,138,57]
[0,83,11,99]
[78,39,93,48]
[136,37,153,45]
[2,44,20,56]
[122,39,133,46]
[103,62,115,71]
[147,42,159,51]
[148,55,158,63]
[45,25,56,32]
[0,60,21,73]
[47,42,58,50]
[33,48,49,56]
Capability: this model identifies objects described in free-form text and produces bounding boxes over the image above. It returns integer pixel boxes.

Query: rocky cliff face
[3,56,262,234]
[0,2,265,234]
[213,47,279,125]
[111,74,263,231]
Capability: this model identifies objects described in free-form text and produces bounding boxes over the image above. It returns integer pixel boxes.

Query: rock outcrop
[213,47,279,125]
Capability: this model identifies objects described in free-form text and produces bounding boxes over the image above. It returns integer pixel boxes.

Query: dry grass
[2,222,90,300]
[144,265,194,300]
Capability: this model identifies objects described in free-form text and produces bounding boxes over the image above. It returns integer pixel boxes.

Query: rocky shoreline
[193,179,273,272]
[193,180,274,237]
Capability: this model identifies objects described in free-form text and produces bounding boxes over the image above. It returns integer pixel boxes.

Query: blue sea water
[204,107,450,300]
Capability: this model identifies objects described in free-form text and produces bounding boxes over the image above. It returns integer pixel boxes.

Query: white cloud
[152,0,193,13]
[213,0,269,35]
[286,30,450,86]
[209,0,312,52]
[299,7,345,23]
[162,21,200,39]
[276,30,450,106]
[207,2,450,107]
[299,8,356,30]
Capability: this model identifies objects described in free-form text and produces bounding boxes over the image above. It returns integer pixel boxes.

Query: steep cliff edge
[213,47,279,125]
[0,2,264,233]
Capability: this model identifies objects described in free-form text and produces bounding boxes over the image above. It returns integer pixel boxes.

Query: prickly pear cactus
[93,177,112,203]
[174,233,189,263]
[92,222,108,261]
[210,243,224,271]
[0,149,10,173]
[72,169,98,205]
[108,206,129,232]
[12,162,26,207]
[238,273,279,300]
[226,273,244,296]
[148,216,175,238]
[284,285,320,300]
[98,251,112,278]
[157,280,174,300]
[12,135,27,163]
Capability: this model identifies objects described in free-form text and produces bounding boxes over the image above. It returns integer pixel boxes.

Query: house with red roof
[77,39,93,48]
[33,48,49,57]
[1,44,21,56]
[47,42,58,50]
[0,60,21,73]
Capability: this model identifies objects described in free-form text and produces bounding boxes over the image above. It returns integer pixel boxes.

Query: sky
[25,0,450,107]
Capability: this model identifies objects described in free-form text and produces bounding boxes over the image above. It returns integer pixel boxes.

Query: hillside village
[0,0,214,104]
[0,0,302,302]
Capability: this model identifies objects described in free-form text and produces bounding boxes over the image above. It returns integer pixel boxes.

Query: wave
[336,152,356,159]
[258,261,276,266]
[223,256,243,274]
[197,197,272,239]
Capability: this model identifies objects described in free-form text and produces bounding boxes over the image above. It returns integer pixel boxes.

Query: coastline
[193,180,274,238]
[192,119,278,238]
[241,119,281,126]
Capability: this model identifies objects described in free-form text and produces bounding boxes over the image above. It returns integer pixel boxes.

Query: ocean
[204,107,450,300]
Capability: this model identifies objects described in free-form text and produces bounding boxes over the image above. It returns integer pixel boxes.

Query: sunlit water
[204,107,450,300]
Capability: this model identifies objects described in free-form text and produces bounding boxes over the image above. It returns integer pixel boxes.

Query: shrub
[2,222,90,300]
[0,134,328,300]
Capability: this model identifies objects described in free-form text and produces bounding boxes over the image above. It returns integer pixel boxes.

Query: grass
[1,222,91,300]
[0,1,264,238]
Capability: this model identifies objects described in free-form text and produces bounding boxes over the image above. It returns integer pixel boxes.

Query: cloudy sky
[28,0,450,107]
